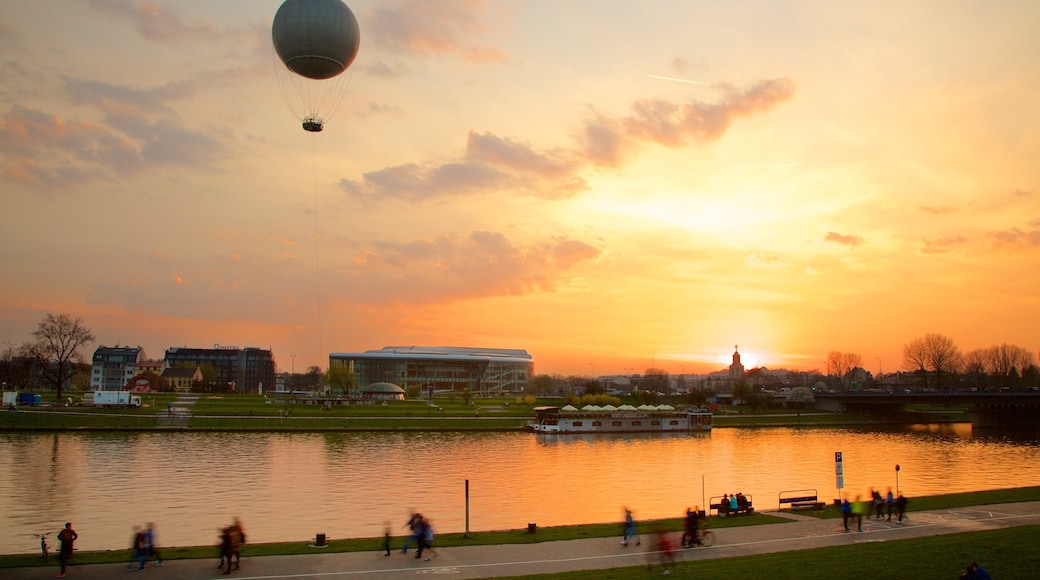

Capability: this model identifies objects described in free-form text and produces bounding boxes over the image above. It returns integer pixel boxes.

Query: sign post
[895,464,901,497]
[835,451,845,502]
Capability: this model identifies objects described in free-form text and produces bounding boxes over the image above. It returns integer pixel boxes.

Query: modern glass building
[329,346,533,394]
[164,346,276,394]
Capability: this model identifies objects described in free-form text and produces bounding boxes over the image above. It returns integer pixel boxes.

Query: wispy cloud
[83,0,232,43]
[344,231,601,305]
[824,232,864,247]
[366,0,506,62]
[582,78,795,167]
[920,205,957,215]
[989,227,1040,250]
[342,78,795,201]
[86,230,602,317]
[920,236,968,255]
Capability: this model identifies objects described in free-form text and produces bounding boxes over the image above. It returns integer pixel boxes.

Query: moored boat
[526,405,712,434]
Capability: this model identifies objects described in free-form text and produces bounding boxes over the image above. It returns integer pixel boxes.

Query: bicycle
[34,532,51,561]
[681,528,715,548]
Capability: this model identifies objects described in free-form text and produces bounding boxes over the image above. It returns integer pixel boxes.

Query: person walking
[144,522,162,566]
[413,515,428,560]
[383,523,392,557]
[621,507,640,547]
[225,518,245,574]
[851,495,867,532]
[421,517,437,561]
[217,527,231,571]
[129,526,148,571]
[896,493,908,522]
[56,522,78,578]
[840,498,852,532]
[401,511,420,554]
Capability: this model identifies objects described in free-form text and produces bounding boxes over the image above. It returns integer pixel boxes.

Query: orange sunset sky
[2,0,1038,377]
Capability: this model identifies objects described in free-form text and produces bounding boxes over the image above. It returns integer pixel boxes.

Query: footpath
[8,501,1040,579]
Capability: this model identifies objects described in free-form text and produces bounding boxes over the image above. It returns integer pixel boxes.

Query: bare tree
[903,333,962,389]
[902,337,929,388]
[964,349,988,389]
[642,368,670,394]
[984,343,1036,386]
[827,350,864,391]
[26,313,95,401]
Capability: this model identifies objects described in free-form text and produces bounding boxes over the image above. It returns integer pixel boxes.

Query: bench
[709,494,754,517]
[779,489,824,510]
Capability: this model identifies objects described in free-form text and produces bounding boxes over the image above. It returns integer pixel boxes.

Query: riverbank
[3,486,1036,568]
[3,492,1038,579]
[0,392,971,431]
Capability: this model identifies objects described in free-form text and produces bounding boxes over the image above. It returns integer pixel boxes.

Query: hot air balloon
[272,0,361,132]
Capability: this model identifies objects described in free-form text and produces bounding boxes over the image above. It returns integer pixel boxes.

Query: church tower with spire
[729,344,745,381]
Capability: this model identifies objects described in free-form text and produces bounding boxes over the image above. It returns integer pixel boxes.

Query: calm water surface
[1,425,1038,554]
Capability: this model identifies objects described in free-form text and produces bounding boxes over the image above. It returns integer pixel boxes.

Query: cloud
[83,0,227,43]
[989,227,1040,250]
[919,205,957,215]
[366,0,506,63]
[824,232,864,247]
[340,131,586,201]
[583,78,795,167]
[0,106,140,188]
[746,252,784,268]
[342,78,794,201]
[86,230,602,319]
[345,231,601,305]
[0,102,227,190]
[920,236,968,255]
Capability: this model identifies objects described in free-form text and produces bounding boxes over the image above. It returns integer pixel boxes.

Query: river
[1,424,1039,555]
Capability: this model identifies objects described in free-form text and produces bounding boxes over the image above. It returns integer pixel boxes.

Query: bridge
[814,391,1040,428]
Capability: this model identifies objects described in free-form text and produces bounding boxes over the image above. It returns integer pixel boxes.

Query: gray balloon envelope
[272,0,360,80]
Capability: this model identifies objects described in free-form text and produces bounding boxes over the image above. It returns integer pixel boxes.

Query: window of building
[572,421,583,427]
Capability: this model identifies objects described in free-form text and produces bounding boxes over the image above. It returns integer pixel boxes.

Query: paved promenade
[8,501,1040,579]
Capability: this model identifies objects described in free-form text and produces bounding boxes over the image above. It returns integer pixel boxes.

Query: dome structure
[362,382,406,401]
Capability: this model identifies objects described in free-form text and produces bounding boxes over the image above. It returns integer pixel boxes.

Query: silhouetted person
[218,527,231,570]
[56,522,78,578]
[225,517,245,574]
[144,522,162,566]
[402,511,420,554]
[896,493,908,522]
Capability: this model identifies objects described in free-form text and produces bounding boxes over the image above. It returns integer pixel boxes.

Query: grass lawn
[507,525,1039,580]
[2,392,958,431]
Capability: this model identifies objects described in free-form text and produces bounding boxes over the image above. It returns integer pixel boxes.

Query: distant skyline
[2,1,1038,376]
